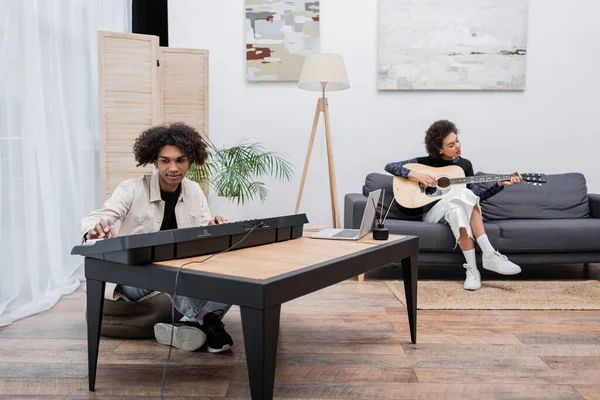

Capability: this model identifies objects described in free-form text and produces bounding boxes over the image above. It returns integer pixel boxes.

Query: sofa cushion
[384,219,501,252]
[487,219,600,253]
[363,173,422,221]
[476,172,590,220]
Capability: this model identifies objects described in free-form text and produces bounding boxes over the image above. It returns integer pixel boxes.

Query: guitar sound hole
[437,177,451,188]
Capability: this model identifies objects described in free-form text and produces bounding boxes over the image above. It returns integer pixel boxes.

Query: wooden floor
[1,264,599,399]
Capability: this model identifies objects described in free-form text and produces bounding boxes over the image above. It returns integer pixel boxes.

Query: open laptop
[311,189,382,241]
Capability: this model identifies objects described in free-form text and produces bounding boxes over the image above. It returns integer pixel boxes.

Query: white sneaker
[463,264,481,290]
[482,251,521,275]
[154,321,206,352]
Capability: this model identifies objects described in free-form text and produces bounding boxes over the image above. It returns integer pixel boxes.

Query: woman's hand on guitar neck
[408,171,438,187]
[498,171,523,187]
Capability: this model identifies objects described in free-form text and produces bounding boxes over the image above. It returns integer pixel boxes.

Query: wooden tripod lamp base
[294,93,340,228]
[294,53,350,230]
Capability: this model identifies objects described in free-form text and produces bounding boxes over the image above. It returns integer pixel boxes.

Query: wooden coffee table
[85,232,419,399]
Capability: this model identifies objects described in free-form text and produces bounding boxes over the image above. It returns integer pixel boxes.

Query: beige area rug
[386,280,600,310]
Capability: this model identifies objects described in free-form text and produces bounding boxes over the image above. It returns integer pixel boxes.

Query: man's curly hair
[133,122,208,167]
[425,120,459,158]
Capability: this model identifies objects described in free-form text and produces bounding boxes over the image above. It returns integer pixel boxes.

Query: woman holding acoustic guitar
[385,120,523,290]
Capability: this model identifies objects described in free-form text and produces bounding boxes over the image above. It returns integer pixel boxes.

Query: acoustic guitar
[392,163,547,209]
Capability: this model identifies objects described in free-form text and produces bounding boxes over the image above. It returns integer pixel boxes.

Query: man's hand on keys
[86,220,117,241]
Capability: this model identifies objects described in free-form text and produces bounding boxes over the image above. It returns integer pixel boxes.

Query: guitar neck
[451,174,513,185]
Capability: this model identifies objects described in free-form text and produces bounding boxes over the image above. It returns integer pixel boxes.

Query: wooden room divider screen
[97,31,209,201]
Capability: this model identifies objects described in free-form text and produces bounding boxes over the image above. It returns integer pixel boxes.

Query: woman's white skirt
[423,187,481,243]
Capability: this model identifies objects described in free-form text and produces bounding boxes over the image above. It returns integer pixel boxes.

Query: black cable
[159,222,265,398]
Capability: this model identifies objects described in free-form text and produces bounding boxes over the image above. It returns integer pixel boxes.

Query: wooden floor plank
[393,322,600,335]
[416,333,522,344]
[285,298,401,308]
[0,377,229,397]
[280,322,396,332]
[0,339,121,352]
[541,356,600,370]
[387,313,502,324]
[226,381,582,399]
[499,324,600,334]
[495,314,600,325]
[277,331,409,344]
[573,385,600,400]
[388,308,600,318]
[277,314,393,324]
[273,367,417,383]
[517,334,600,345]
[0,396,67,400]
[276,343,406,355]
[238,353,550,369]
[278,306,389,315]
[403,343,600,356]
[64,397,235,400]
[0,350,240,366]
[0,364,88,379]
[96,364,246,382]
[414,367,600,385]
[0,329,87,339]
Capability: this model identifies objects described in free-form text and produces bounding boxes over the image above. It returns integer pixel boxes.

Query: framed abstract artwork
[246,0,320,81]
[378,0,529,91]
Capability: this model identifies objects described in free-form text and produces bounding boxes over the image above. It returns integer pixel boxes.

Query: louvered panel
[159,48,209,139]
[159,48,209,195]
[105,152,153,197]
[98,31,160,201]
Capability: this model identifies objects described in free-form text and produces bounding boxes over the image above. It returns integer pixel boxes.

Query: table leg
[86,279,105,392]
[401,255,418,344]
[240,305,281,400]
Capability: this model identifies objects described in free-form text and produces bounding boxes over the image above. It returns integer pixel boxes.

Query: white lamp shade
[298,53,350,92]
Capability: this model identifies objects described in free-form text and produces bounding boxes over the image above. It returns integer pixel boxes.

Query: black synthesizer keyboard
[71,213,309,265]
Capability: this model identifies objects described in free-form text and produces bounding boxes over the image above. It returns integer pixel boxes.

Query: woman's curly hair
[425,120,459,158]
[133,122,208,167]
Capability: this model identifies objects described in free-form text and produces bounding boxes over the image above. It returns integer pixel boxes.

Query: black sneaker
[199,311,233,353]
[154,320,206,352]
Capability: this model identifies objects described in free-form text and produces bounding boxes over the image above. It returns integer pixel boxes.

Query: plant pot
[207,195,244,222]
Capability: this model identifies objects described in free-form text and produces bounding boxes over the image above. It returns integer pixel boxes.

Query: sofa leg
[583,263,590,279]
[358,273,365,282]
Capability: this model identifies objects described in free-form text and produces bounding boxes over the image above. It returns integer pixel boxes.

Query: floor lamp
[294,53,350,228]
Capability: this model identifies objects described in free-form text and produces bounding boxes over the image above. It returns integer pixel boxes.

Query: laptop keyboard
[333,229,359,238]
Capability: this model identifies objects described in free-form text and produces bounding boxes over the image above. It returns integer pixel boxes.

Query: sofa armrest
[344,193,367,229]
[590,194,600,218]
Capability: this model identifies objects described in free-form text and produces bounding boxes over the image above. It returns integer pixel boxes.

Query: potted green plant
[186,140,293,219]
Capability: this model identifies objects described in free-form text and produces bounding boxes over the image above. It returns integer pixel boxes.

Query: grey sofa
[345,172,600,266]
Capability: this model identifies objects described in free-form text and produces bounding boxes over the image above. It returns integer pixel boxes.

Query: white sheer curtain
[0,0,132,327]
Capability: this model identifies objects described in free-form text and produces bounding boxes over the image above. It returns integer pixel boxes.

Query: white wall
[169,0,600,226]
